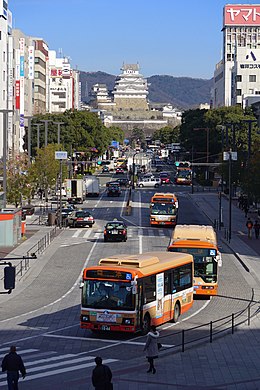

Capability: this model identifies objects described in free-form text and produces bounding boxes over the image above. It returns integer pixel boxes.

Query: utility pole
[40,120,52,147]
[240,119,257,161]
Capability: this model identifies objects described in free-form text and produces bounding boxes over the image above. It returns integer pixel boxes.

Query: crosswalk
[0,346,117,385]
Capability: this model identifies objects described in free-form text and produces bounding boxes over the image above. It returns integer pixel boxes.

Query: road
[0,167,253,389]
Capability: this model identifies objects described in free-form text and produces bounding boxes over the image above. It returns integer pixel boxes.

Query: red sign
[224,5,260,26]
[15,80,20,109]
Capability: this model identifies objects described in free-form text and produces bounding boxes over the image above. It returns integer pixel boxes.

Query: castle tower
[112,63,149,111]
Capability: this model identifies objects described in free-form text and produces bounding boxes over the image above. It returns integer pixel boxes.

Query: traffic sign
[55,151,68,160]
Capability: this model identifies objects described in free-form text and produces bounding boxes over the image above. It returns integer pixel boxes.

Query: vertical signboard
[19,38,25,152]
[28,45,34,80]
[156,273,164,318]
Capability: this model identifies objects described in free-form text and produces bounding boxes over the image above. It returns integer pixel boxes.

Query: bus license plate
[101,325,110,331]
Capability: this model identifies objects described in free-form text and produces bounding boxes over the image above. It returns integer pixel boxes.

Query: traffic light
[4,266,15,290]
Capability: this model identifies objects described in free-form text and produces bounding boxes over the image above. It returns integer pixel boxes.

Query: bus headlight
[81,315,90,322]
[122,318,134,325]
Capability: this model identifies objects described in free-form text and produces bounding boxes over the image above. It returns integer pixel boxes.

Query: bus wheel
[142,314,151,334]
[173,303,180,323]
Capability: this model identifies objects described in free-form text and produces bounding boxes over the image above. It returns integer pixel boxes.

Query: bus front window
[194,256,217,283]
[82,280,135,311]
[151,204,176,215]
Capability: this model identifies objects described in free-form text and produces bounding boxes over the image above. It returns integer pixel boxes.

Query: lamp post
[40,120,52,147]
[53,122,65,145]
[132,152,137,189]
[223,149,237,242]
[1,109,13,208]
[240,119,257,161]
[33,123,42,149]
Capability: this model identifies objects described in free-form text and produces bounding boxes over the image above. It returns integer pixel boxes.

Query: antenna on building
[58,48,63,58]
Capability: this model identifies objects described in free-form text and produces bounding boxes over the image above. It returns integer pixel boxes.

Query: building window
[236,75,242,82]
[3,51,5,62]
[249,75,256,82]
[249,89,254,94]
[3,90,5,101]
[236,89,242,96]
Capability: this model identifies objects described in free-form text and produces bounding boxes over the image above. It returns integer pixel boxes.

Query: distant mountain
[79,71,213,110]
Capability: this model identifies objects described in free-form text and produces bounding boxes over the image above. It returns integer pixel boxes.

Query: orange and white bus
[80,251,194,333]
[150,193,179,227]
[167,225,222,296]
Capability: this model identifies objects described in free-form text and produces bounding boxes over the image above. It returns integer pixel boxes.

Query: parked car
[104,220,127,242]
[114,178,130,187]
[22,205,35,215]
[56,208,73,225]
[137,177,161,188]
[160,172,171,184]
[66,210,95,228]
[107,184,121,197]
[116,167,124,174]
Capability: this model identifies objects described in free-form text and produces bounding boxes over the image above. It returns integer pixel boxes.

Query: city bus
[167,225,222,296]
[150,192,179,226]
[80,251,194,333]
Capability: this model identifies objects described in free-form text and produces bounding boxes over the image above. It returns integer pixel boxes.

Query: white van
[137,177,161,188]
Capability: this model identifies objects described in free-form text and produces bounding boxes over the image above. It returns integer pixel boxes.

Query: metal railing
[159,289,258,354]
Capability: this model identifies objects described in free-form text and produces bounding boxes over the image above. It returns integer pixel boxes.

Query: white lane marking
[0,349,38,359]
[72,229,83,238]
[0,237,99,326]
[83,229,92,239]
[43,334,174,348]
[238,230,246,236]
[0,359,117,385]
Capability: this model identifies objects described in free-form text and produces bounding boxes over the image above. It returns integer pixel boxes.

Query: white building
[213,4,260,108]
[48,51,80,113]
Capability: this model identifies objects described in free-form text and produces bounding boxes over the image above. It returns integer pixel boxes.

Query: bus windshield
[82,280,134,311]
[168,247,217,283]
[151,203,176,215]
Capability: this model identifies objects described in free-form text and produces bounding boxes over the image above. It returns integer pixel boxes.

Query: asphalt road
[0,169,253,389]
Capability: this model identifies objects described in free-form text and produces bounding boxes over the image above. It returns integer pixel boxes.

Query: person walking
[92,356,113,390]
[246,218,253,239]
[143,325,160,374]
[1,346,26,390]
[253,220,260,239]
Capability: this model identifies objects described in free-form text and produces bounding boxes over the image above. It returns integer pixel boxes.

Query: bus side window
[179,263,192,289]
[164,271,171,295]
[143,275,156,304]
[172,269,180,293]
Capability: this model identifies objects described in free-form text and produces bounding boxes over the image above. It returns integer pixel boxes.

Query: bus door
[136,282,142,330]
[164,270,172,322]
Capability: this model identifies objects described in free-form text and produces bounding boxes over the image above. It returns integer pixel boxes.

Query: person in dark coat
[143,325,160,374]
[92,356,113,390]
[253,220,260,239]
[1,346,26,390]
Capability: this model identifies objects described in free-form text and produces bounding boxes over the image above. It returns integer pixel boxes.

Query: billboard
[28,46,34,80]
[224,5,260,26]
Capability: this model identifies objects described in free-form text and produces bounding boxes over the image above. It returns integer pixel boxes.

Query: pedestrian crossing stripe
[0,349,117,385]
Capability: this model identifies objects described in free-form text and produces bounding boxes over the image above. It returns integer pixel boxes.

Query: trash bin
[48,212,56,226]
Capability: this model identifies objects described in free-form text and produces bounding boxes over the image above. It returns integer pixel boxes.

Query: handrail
[158,289,257,353]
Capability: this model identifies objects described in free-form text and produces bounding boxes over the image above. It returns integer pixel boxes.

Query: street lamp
[53,122,65,145]
[193,127,210,180]
[132,152,137,189]
[33,123,42,149]
[223,149,237,242]
[240,119,257,161]
[40,119,52,147]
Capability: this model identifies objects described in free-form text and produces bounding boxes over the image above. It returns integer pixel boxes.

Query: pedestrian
[253,220,260,239]
[1,346,26,390]
[244,203,249,218]
[92,356,113,390]
[143,325,160,374]
[246,218,253,239]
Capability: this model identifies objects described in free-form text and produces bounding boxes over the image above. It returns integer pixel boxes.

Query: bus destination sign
[86,269,133,281]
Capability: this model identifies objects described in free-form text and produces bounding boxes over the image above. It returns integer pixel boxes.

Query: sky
[9,0,260,79]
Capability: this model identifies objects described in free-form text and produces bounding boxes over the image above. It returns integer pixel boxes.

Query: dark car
[22,205,35,215]
[107,184,121,197]
[160,172,171,184]
[116,168,124,174]
[104,220,127,242]
[102,166,109,173]
[67,210,95,228]
[114,178,130,187]
[156,165,164,172]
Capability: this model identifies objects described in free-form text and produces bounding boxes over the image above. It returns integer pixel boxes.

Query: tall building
[33,39,49,115]
[213,4,260,108]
